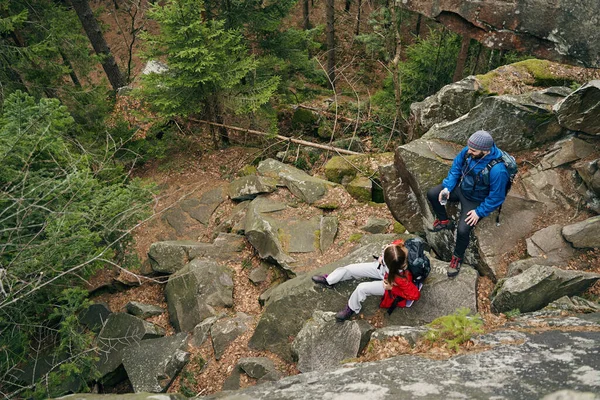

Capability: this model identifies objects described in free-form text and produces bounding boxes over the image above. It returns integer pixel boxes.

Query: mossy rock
[393,222,406,234]
[239,165,258,176]
[291,108,319,134]
[346,176,372,203]
[324,153,394,184]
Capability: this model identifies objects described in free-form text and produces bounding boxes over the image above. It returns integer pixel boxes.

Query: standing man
[427,130,510,277]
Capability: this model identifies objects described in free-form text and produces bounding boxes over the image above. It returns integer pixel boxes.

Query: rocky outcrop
[525,225,575,262]
[490,265,600,313]
[202,329,600,399]
[164,259,234,332]
[324,153,394,184]
[554,81,600,135]
[319,216,338,252]
[249,235,477,362]
[79,303,111,334]
[396,0,600,68]
[422,94,563,152]
[562,216,600,248]
[291,311,365,373]
[58,394,186,400]
[122,333,190,393]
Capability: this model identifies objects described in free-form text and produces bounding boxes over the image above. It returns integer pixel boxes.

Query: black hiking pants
[427,184,481,259]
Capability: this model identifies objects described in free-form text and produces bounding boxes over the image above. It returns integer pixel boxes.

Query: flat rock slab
[202,330,600,399]
[125,301,164,318]
[180,186,227,225]
[280,216,320,253]
[79,303,111,334]
[291,311,363,373]
[526,224,576,261]
[562,216,600,248]
[319,216,338,252]
[122,333,190,393]
[555,80,600,135]
[228,175,278,201]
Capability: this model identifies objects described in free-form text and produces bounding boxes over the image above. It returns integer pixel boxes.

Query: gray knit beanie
[467,130,494,151]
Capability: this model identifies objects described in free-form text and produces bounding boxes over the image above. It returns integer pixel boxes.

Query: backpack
[464,149,518,225]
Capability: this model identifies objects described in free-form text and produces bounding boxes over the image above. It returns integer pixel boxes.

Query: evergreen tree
[139,0,280,146]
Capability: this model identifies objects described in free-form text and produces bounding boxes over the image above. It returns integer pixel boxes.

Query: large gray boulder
[257,159,333,204]
[410,76,486,135]
[379,161,422,233]
[96,313,166,385]
[491,265,600,313]
[228,175,278,201]
[201,330,600,399]
[520,165,581,211]
[562,216,600,248]
[122,333,190,393]
[237,357,278,379]
[575,158,600,197]
[422,94,563,152]
[148,234,245,274]
[164,259,234,332]
[554,81,600,135]
[291,311,363,373]
[210,312,254,360]
[249,235,477,361]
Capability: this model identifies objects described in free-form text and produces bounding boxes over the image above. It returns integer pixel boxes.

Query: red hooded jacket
[379,270,421,309]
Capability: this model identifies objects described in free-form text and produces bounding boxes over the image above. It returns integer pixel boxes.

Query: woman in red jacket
[312,240,421,321]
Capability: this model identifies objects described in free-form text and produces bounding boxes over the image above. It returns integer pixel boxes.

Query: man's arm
[442,147,468,192]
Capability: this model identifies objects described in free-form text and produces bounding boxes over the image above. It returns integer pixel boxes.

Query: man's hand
[465,210,480,226]
[438,188,450,203]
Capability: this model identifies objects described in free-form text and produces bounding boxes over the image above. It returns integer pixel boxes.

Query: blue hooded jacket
[442,145,510,218]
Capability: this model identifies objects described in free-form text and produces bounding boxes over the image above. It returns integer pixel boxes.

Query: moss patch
[348,233,363,243]
[393,222,406,234]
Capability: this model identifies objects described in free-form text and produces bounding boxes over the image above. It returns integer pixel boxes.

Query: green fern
[425,308,484,351]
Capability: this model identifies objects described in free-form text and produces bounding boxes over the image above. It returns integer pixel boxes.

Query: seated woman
[312,241,421,321]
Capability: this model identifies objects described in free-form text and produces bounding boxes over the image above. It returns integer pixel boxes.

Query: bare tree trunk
[326,0,336,89]
[59,49,82,88]
[303,0,311,29]
[70,0,126,90]
[345,0,352,12]
[414,14,422,37]
[471,42,483,75]
[452,35,470,82]
[390,5,403,145]
[355,0,362,35]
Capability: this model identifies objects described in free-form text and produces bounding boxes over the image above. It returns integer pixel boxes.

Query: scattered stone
[361,217,389,234]
[211,312,254,360]
[540,136,594,170]
[249,263,270,284]
[228,175,278,201]
[490,265,600,313]
[506,257,556,277]
[58,394,187,400]
[562,216,600,248]
[79,303,111,334]
[162,208,188,236]
[165,259,234,332]
[575,158,600,196]
[213,201,250,237]
[371,326,429,347]
[545,296,600,313]
[529,87,573,105]
[346,176,372,202]
[291,311,362,373]
[96,313,166,385]
[122,333,190,393]
[554,80,600,135]
[180,186,227,225]
[222,367,242,391]
[192,316,220,347]
[238,357,277,379]
[141,60,168,75]
[319,216,338,252]
[526,224,575,261]
[124,302,164,319]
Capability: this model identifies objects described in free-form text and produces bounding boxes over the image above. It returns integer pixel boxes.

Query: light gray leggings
[325,261,386,312]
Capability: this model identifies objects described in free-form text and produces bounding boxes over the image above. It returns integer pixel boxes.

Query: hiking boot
[447,255,463,278]
[335,305,355,322]
[312,274,333,288]
[430,219,454,232]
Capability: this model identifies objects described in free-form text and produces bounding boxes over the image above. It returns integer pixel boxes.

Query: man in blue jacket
[427,130,510,278]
